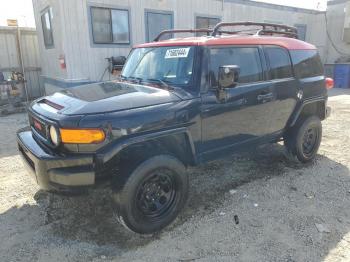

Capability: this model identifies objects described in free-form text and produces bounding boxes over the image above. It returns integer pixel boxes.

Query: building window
[209,47,263,87]
[145,11,173,42]
[90,7,130,44]
[196,16,220,36]
[264,47,293,79]
[294,24,307,41]
[41,8,54,48]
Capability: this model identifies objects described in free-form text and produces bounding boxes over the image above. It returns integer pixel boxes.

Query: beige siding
[0,30,19,68]
[32,0,67,80]
[324,2,350,63]
[306,13,328,62]
[0,27,43,99]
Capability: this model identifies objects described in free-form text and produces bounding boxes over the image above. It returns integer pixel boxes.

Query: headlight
[49,125,60,146]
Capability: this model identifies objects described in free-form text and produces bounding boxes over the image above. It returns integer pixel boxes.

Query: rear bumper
[17,127,95,192]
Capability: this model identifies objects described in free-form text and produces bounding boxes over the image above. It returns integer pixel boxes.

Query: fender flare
[95,127,196,168]
[289,97,327,127]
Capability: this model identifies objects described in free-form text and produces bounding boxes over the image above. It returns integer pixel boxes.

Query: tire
[112,154,189,234]
[284,115,322,163]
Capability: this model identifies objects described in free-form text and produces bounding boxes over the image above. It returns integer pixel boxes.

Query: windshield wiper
[122,76,176,91]
[121,76,142,84]
[142,78,174,90]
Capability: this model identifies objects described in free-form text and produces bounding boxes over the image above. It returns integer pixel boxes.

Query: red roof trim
[135,41,202,48]
[134,36,316,50]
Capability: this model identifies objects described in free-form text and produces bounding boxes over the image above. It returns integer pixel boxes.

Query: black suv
[17,22,332,234]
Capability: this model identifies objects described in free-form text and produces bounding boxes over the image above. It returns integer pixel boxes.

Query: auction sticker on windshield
[165,48,190,59]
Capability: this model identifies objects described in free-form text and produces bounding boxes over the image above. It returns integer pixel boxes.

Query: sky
[255,0,327,10]
[0,0,328,28]
[0,0,36,27]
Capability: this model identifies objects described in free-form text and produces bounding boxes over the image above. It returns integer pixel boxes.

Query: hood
[34,81,183,116]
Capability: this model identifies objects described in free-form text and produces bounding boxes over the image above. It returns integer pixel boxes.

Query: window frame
[207,45,267,89]
[195,15,221,31]
[290,50,324,79]
[145,9,174,42]
[294,24,307,41]
[263,45,294,80]
[40,7,54,49]
[89,5,131,46]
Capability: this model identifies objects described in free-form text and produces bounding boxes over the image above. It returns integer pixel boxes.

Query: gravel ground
[1,88,350,262]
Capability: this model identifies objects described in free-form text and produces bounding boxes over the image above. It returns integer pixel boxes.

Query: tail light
[325,78,334,89]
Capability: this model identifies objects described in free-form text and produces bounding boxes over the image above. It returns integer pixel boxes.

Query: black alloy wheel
[284,115,322,163]
[302,127,319,157]
[135,169,178,221]
[112,154,189,234]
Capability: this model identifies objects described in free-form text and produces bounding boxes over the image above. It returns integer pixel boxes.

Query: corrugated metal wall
[0,26,43,100]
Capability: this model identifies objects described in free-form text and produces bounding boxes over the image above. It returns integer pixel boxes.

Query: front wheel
[284,116,322,163]
[112,155,188,234]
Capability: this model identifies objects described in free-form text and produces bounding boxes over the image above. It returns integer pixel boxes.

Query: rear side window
[291,50,324,78]
[209,47,263,87]
[265,47,293,79]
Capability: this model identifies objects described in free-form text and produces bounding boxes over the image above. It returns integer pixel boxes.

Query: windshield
[121,46,195,86]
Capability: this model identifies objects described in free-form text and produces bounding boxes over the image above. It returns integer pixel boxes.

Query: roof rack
[255,29,297,38]
[153,29,211,42]
[153,22,298,42]
[211,22,298,38]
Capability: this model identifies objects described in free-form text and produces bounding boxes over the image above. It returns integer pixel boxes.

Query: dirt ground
[1,89,350,262]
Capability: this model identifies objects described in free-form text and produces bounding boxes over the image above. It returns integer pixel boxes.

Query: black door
[200,46,275,157]
[263,46,299,134]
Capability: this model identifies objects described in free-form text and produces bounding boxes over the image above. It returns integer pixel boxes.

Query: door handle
[257,93,274,102]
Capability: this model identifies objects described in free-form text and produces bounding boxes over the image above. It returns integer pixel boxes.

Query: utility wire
[324,12,349,56]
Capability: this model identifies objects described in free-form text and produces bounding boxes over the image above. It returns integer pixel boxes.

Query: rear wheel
[113,155,188,234]
[284,116,322,163]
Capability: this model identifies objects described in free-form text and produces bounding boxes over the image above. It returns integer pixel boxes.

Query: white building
[31,0,348,93]
[325,0,350,63]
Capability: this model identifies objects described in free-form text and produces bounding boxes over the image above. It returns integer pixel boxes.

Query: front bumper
[326,106,331,118]
[17,127,95,192]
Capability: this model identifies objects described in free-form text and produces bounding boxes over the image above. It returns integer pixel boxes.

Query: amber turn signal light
[60,128,105,144]
[325,77,334,89]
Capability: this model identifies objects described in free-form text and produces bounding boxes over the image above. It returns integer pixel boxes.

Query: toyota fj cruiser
[17,22,333,234]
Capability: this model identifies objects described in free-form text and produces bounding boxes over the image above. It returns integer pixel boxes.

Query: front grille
[29,114,48,140]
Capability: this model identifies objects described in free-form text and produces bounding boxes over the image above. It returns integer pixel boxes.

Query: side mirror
[218,65,240,89]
